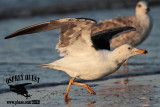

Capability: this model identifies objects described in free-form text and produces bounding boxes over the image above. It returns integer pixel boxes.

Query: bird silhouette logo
[8,83,32,98]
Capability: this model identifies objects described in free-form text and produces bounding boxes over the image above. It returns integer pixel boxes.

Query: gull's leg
[122,62,126,72]
[121,77,129,88]
[122,60,129,72]
[64,77,96,103]
[126,60,129,72]
[72,82,96,95]
[64,77,75,103]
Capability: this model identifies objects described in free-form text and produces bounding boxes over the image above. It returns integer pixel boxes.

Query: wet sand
[0,5,160,107]
[1,71,160,107]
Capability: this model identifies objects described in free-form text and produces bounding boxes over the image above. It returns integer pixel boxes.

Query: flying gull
[92,0,152,72]
[5,18,148,102]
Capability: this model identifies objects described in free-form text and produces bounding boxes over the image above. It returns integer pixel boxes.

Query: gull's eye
[137,4,142,8]
[128,47,131,50]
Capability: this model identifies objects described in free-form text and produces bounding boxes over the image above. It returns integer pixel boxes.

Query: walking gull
[5,18,148,102]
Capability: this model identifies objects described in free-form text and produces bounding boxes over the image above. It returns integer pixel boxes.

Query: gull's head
[113,44,148,60]
[136,1,150,15]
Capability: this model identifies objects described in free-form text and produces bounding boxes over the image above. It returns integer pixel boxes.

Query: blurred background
[0,0,160,106]
[0,0,160,19]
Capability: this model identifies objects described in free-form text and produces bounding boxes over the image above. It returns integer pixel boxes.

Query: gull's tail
[37,64,54,69]
[37,63,62,70]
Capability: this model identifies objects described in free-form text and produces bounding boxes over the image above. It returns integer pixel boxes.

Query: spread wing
[5,21,58,39]
[55,18,97,56]
[92,16,137,34]
[5,18,97,56]
[91,26,136,50]
[5,18,136,57]
[92,16,143,47]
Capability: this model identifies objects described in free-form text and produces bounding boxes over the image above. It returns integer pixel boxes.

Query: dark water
[0,6,160,90]
[0,0,84,11]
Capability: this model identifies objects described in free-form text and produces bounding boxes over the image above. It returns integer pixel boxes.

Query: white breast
[57,50,120,80]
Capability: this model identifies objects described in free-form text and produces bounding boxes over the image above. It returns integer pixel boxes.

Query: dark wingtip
[4,36,9,39]
[4,34,14,39]
[76,18,97,23]
[5,33,20,39]
[125,26,136,31]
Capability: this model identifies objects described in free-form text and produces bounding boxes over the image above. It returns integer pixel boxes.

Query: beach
[0,2,160,107]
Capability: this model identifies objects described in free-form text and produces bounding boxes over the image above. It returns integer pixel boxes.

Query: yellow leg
[72,82,96,95]
[64,77,75,102]
[64,77,96,103]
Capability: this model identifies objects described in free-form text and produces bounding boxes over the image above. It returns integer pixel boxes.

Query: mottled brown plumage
[5,18,135,57]
[92,0,152,48]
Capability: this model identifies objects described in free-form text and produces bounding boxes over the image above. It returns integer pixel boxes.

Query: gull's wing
[5,21,58,39]
[5,18,136,56]
[91,26,136,50]
[56,18,96,56]
[5,18,97,56]
[5,18,96,39]
[92,16,137,34]
[92,16,146,47]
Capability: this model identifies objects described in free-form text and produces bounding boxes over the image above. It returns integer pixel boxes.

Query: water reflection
[64,80,152,107]
[66,99,96,107]
[97,79,152,106]
[121,77,129,89]
[86,101,96,107]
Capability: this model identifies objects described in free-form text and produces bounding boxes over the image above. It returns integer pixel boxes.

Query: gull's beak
[136,49,148,54]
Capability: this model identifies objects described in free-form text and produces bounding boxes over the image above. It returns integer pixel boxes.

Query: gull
[5,18,148,102]
[92,0,152,72]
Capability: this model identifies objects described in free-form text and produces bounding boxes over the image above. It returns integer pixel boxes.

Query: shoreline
[0,0,160,20]
[1,73,160,106]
